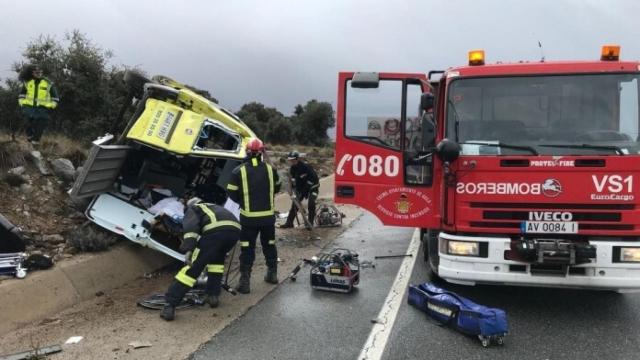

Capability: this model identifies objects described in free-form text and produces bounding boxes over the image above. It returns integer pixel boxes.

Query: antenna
[538,41,545,62]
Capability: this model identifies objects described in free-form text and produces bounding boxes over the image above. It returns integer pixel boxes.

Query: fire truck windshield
[446,73,640,156]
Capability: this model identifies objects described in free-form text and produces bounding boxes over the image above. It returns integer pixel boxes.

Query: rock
[30,150,50,175]
[19,183,32,194]
[50,158,75,182]
[43,234,65,244]
[8,166,26,176]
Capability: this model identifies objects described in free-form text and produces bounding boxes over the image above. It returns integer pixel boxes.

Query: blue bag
[408,282,508,347]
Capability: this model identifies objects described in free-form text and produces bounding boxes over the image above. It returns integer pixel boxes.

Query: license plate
[521,221,578,234]
[157,112,176,140]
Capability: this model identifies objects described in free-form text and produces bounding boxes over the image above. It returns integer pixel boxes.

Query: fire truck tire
[422,230,442,283]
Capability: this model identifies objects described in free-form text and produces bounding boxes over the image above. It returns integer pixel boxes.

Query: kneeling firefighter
[161,197,240,321]
[226,138,280,294]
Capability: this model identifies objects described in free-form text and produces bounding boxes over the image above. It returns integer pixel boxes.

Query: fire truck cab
[335,46,640,291]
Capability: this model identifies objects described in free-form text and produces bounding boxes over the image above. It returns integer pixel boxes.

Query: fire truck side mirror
[351,72,380,88]
[436,139,461,163]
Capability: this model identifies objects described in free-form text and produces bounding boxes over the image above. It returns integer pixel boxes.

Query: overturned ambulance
[70,72,256,260]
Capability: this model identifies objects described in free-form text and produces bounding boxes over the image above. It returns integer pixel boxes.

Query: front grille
[467,202,634,232]
[483,211,621,222]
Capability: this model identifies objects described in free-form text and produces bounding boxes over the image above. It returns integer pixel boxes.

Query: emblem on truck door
[541,179,562,198]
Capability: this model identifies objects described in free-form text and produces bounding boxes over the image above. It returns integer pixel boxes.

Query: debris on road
[137,289,205,310]
[64,336,83,345]
[128,341,153,349]
[408,282,508,347]
[359,260,375,269]
[0,344,62,360]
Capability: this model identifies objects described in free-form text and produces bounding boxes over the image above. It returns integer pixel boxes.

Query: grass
[0,134,30,171]
[38,134,88,167]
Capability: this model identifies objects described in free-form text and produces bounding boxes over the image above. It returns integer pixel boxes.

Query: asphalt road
[191,213,640,360]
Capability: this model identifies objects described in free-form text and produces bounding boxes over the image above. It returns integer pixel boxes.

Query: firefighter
[226,138,280,294]
[160,197,240,321]
[18,64,59,144]
[280,151,319,229]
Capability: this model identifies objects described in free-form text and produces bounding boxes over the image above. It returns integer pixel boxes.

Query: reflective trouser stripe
[175,265,197,287]
[227,183,238,191]
[203,221,240,231]
[268,240,276,245]
[240,241,250,247]
[207,264,225,273]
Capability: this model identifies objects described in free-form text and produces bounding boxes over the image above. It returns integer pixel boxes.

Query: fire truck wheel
[422,230,443,283]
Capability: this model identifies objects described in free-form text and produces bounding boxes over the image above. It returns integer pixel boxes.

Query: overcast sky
[1,0,638,114]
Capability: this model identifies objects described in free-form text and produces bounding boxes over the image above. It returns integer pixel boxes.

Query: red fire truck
[334,46,640,292]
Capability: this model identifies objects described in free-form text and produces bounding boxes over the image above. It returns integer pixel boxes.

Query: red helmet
[246,138,265,154]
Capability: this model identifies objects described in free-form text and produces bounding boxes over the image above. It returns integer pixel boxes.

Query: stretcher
[408,282,508,347]
[0,252,27,279]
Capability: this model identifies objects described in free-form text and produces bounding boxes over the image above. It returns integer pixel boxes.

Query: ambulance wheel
[123,70,151,98]
[480,337,490,348]
[147,84,179,102]
[497,336,504,346]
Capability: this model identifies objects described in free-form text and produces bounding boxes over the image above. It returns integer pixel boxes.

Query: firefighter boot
[264,265,278,284]
[237,265,252,294]
[204,295,219,308]
[160,305,175,321]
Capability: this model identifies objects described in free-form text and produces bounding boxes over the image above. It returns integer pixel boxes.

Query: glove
[184,251,193,266]
[179,237,197,253]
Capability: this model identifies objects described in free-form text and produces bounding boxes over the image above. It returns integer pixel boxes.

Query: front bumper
[437,232,640,292]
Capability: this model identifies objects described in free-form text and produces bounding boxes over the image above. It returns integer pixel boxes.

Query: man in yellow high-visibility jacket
[18,65,59,144]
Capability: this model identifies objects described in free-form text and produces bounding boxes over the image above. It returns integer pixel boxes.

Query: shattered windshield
[446,73,640,155]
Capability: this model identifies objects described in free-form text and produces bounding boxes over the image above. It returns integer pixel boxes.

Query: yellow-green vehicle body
[126,79,255,159]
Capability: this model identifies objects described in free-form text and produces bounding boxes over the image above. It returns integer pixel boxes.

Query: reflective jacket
[181,203,240,251]
[226,156,279,226]
[290,161,319,196]
[18,78,59,109]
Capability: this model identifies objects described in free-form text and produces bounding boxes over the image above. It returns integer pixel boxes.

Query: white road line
[358,228,421,360]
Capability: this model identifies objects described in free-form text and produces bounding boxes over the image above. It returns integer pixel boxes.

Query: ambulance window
[346,80,402,150]
[195,123,240,152]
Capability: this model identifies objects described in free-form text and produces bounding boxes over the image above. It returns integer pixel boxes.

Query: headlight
[447,240,480,256]
[620,247,640,262]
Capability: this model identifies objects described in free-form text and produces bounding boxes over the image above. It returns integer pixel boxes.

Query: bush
[0,138,29,170]
[39,134,87,167]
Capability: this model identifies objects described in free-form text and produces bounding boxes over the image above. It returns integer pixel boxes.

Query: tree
[5,31,130,140]
[235,102,291,143]
[291,100,334,146]
[0,79,22,139]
